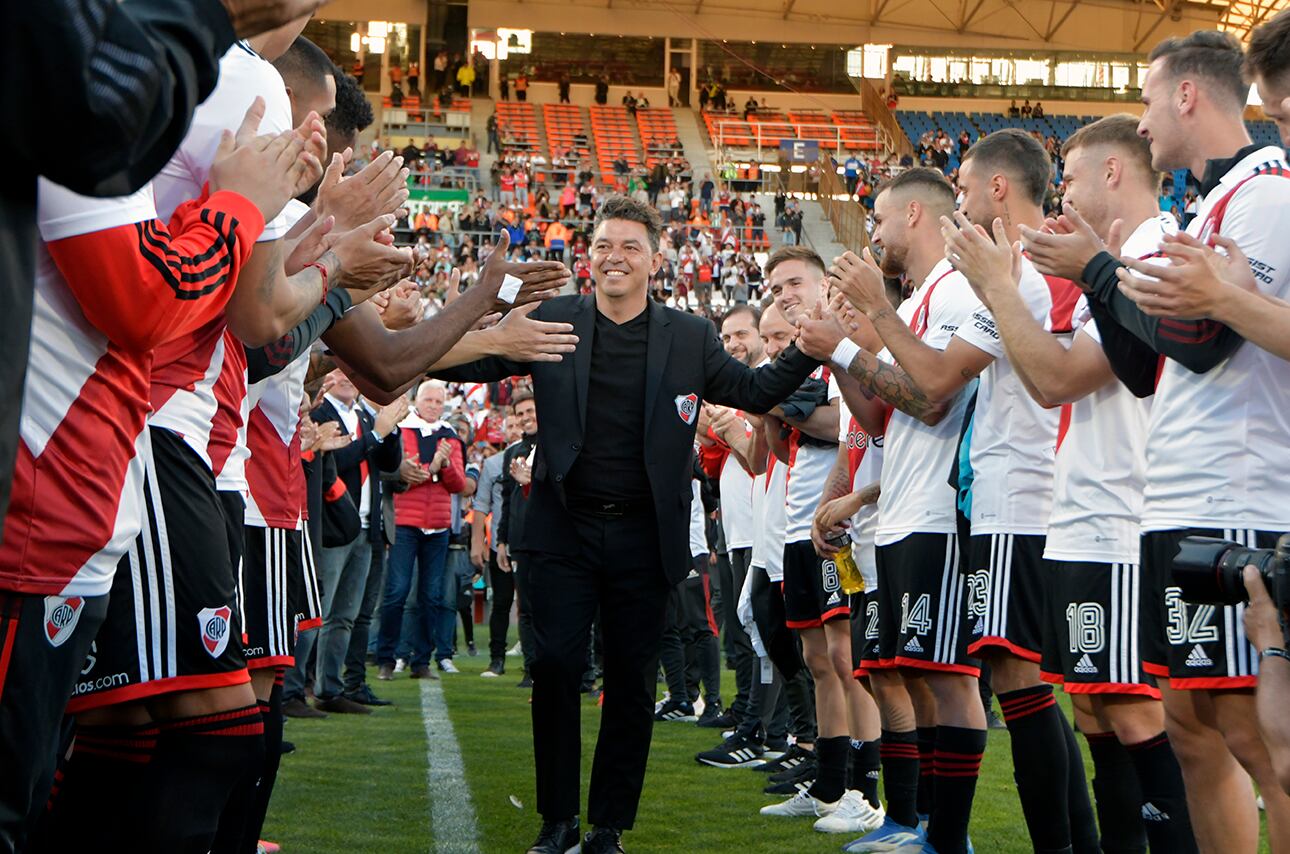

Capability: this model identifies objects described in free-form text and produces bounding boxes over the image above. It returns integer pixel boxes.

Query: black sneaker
[768,749,817,783]
[764,759,816,795]
[526,817,580,854]
[653,697,697,722]
[695,731,766,768]
[517,674,534,689]
[697,706,737,730]
[763,737,789,760]
[756,742,814,775]
[581,827,625,854]
[279,740,296,756]
[482,658,505,677]
[467,642,479,657]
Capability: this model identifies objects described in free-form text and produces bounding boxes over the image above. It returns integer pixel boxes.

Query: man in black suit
[436,196,843,854]
[298,371,405,714]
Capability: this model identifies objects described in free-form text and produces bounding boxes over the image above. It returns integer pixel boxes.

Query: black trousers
[659,557,720,704]
[513,557,536,675]
[487,551,515,661]
[722,548,755,720]
[0,591,109,853]
[526,509,670,830]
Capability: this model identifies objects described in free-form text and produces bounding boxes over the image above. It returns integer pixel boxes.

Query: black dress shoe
[581,827,625,854]
[525,817,579,853]
[345,684,393,706]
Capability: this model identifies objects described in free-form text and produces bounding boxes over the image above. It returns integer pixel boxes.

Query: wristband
[307,262,329,304]
[498,273,523,304]
[830,338,861,372]
[1261,647,1290,664]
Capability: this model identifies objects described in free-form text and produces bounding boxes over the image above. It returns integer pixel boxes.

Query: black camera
[1172,535,1290,609]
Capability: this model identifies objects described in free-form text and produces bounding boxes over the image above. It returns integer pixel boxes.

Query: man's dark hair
[592,195,662,251]
[877,166,956,214]
[962,128,1054,206]
[328,65,374,136]
[1247,10,1290,93]
[1149,30,1247,108]
[763,245,826,281]
[1062,114,1158,187]
[272,36,334,93]
[512,389,535,407]
[721,304,762,329]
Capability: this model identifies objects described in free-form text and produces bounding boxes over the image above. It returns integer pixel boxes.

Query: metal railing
[710,119,895,162]
[813,158,872,256]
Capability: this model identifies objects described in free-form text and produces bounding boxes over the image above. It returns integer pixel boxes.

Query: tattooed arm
[842,347,950,427]
[864,302,994,406]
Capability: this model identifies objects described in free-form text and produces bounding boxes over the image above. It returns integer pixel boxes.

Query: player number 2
[1164,587,1219,645]
[1064,602,1105,654]
[865,600,879,640]
[901,592,932,636]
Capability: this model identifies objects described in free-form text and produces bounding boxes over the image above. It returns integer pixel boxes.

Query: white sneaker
[438,658,460,674]
[814,790,886,834]
[393,659,407,673]
[506,642,522,657]
[759,790,838,817]
[480,670,499,678]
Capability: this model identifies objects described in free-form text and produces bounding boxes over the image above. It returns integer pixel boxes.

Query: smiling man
[435,196,826,854]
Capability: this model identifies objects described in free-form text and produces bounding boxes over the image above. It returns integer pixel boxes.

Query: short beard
[879,244,906,278]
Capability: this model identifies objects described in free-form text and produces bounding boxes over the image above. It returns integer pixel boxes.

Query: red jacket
[393,423,466,530]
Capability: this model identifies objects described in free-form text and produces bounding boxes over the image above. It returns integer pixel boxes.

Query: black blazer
[312,398,402,545]
[437,295,818,584]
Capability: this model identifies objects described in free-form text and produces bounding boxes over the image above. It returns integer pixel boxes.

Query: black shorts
[965,533,1047,662]
[240,525,307,670]
[1039,560,1159,698]
[1141,528,1270,690]
[855,588,891,676]
[875,533,978,676]
[67,428,250,713]
[782,540,849,629]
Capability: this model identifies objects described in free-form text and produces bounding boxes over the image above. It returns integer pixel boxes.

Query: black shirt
[565,307,651,501]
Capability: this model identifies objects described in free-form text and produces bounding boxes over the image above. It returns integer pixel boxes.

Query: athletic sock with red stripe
[848,738,882,809]
[1058,713,1100,854]
[1127,732,1199,854]
[916,725,936,817]
[806,736,849,804]
[997,684,1072,853]
[878,729,920,827]
[29,722,159,851]
[1083,731,1148,854]
[927,724,985,854]
[140,704,265,853]
[212,682,285,854]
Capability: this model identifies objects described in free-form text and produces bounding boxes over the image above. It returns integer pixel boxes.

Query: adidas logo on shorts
[904,636,924,653]
[826,591,841,606]
[1073,654,1097,675]
[1185,644,1213,668]
[973,617,985,636]
[1141,802,1170,822]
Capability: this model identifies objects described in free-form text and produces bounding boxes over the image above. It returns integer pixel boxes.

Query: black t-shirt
[565,307,651,502]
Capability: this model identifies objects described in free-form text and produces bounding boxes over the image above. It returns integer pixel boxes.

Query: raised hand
[284,214,335,276]
[377,280,424,330]
[487,302,579,363]
[220,0,329,38]
[794,298,847,362]
[314,420,351,452]
[374,395,410,436]
[400,453,430,485]
[288,110,327,196]
[1116,232,1256,319]
[314,149,410,231]
[477,231,571,312]
[209,99,306,223]
[828,249,887,316]
[1018,202,1116,284]
[325,214,413,303]
[941,212,1020,306]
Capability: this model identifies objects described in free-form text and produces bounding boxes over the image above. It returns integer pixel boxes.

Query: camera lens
[1172,536,1277,606]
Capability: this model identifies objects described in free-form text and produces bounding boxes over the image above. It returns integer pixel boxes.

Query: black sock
[927,725,985,854]
[916,725,936,818]
[1058,713,1099,854]
[878,729,920,827]
[1127,732,1200,854]
[29,722,159,851]
[807,736,849,804]
[848,738,882,810]
[1084,731,1147,854]
[141,705,266,854]
[211,682,286,854]
[998,684,1072,852]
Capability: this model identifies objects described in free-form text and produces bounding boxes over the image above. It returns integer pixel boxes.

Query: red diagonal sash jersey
[0,180,260,596]
[244,353,311,529]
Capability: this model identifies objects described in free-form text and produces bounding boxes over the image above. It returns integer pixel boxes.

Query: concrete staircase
[671,108,718,182]
[799,199,847,263]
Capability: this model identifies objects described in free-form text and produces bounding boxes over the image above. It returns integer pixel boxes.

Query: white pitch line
[420,678,482,854]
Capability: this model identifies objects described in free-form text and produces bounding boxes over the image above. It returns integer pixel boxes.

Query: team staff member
[946,114,1197,851]
[1022,27,1290,852]
[472,411,523,677]
[497,392,539,687]
[435,196,824,854]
